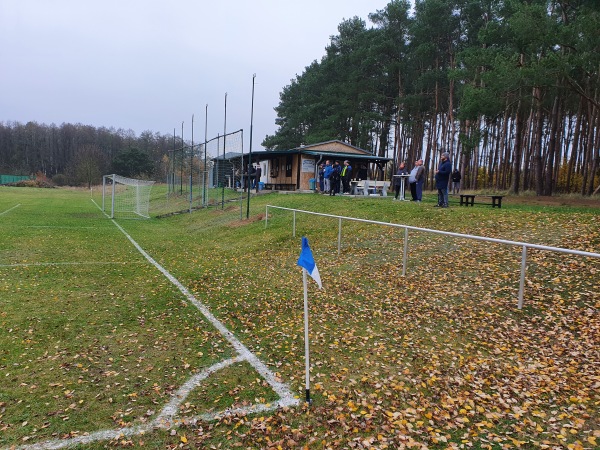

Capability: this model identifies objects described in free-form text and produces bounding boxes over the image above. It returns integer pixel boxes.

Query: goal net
[102,174,155,219]
[200,130,244,207]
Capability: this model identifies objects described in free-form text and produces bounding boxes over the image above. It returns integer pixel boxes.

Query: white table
[392,174,410,200]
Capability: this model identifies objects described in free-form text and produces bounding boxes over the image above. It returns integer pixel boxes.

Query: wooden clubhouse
[246,140,391,191]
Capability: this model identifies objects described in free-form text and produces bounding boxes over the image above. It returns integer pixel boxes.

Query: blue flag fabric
[297,236,322,289]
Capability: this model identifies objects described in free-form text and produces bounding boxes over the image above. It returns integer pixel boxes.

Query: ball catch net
[102,174,155,219]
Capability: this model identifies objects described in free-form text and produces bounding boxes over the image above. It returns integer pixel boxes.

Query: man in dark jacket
[341,160,352,194]
[434,152,452,207]
[329,161,341,196]
[451,168,461,194]
[254,164,262,192]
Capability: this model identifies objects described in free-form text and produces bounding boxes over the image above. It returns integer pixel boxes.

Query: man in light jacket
[408,159,425,202]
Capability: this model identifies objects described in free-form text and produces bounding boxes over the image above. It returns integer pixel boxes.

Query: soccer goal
[102,174,155,219]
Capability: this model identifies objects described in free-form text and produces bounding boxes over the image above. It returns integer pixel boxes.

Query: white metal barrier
[265,205,600,309]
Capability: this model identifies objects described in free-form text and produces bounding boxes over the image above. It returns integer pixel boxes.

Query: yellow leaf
[180,435,187,443]
[588,437,597,446]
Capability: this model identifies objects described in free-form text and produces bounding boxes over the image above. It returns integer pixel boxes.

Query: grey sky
[1,0,392,151]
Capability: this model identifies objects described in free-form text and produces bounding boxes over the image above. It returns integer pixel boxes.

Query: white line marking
[0,204,21,216]
[0,261,144,268]
[11,357,294,450]
[156,356,243,422]
[27,226,101,229]
[110,219,297,403]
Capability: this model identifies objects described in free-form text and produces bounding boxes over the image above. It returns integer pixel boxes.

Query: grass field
[1,186,599,449]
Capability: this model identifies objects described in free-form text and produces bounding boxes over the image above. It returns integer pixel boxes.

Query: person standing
[451,168,461,194]
[435,152,452,207]
[329,161,341,196]
[408,159,425,201]
[248,164,256,190]
[318,164,325,193]
[394,162,408,200]
[414,159,425,202]
[255,164,262,192]
[323,160,333,194]
[341,160,352,194]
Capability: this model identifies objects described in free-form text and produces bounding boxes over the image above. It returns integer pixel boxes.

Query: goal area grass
[0,186,598,449]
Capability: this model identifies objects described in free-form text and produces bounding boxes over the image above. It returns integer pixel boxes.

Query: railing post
[518,245,527,309]
[293,211,296,238]
[402,227,409,276]
[338,217,342,255]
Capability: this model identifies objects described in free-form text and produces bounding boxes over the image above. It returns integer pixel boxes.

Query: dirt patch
[226,214,265,227]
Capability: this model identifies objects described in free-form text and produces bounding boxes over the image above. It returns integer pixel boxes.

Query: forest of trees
[0,121,179,187]
[262,0,600,195]
[1,1,598,195]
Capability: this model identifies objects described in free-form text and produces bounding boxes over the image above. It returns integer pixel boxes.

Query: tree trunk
[544,95,561,195]
[511,102,524,195]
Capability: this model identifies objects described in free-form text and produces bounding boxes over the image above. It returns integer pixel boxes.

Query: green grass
[1,186,599,449]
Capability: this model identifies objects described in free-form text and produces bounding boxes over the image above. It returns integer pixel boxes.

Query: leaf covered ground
[0,188,598,449]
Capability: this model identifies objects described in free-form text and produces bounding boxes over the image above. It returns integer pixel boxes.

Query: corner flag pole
[302,267,311,404]
[297,236,322,405]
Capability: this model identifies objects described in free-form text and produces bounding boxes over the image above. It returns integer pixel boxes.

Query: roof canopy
[300,150,390,163]
[212,141,391,164]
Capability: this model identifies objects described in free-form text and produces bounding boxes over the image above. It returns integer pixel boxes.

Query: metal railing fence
[264,205,600,309]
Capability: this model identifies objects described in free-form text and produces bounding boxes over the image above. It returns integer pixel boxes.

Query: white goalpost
[102,174,155,219]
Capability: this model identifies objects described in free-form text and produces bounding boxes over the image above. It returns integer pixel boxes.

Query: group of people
[238,164,262,193]
[318,160,352,196]
[393,152,461,207]
[393,159,426,202]
[315,152,461,205]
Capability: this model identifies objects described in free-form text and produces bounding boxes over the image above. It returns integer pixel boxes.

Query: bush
[12,179,55,188]
[52,173,68,186]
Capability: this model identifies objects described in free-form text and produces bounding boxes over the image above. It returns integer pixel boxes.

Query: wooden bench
[354,180,390,196]
[459,194,503,208]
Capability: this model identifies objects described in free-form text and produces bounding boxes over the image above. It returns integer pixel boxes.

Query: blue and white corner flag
[297,237,322,289]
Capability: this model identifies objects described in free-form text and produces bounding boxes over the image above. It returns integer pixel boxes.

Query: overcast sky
[0,0,394,151]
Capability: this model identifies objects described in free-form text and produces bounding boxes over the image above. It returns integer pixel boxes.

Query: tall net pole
[190,114,194,214]
[247,74,255,219]
[203,104,208,207]
[222,93,227,209]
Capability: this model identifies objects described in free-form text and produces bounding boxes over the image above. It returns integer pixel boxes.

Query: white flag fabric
[297,236,322,289]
